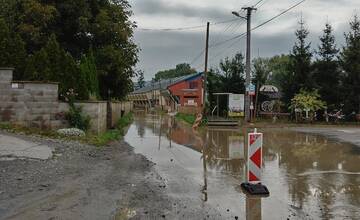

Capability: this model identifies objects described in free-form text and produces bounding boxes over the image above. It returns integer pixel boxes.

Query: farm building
[128,73,204,114]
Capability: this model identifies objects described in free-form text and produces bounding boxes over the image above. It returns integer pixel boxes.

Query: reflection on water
[125,112,360,219]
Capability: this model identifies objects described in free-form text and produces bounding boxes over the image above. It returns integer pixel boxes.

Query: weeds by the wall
[175,113,196,125]
[87,112,134,147]
[0,112,134,147]
[175,113,207,126]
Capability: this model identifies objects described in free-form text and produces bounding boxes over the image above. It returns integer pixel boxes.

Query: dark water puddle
[124,112,360,219]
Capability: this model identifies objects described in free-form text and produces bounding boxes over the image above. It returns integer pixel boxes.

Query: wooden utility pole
[203,22,210,115]
[242,7,256,122]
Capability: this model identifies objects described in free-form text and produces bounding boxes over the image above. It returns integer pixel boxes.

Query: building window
[189,81,198,89]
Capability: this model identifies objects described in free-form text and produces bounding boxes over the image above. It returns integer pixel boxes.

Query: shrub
[63,89,91,131]
[65,105,91,131]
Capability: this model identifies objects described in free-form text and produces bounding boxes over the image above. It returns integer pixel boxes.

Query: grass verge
[175,113,196,125]
[88,112,133,147]
[0,112,134,147]
[175,113,207,127]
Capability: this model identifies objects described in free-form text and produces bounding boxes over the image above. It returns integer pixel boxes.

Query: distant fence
[0,68,133,134]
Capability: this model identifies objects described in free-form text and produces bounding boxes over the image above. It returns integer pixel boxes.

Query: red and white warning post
[248,129,263,183]
[241,128,269,195]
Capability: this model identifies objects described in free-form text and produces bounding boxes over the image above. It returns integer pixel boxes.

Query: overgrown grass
[87,129,122,147]
[0,112,134,147]
[175,113,196,125]
[116,112,133,132]
[87,112,134,147]
[0,122,60,138]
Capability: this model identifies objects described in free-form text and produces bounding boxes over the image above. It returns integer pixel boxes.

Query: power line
[252,0,306,31]
[253,0,264,7]
[138,18,239,32]
[190,51,206,66]
[210,20,237,45]
[191,20,246,66]
[190,21,247,67]
[209,0,307,54]
[191,0,306,68]
[257,0,269,9]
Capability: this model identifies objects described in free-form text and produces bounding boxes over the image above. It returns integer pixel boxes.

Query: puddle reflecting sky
[125,112,360,219]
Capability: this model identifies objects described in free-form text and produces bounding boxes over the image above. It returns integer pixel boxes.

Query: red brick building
[129,72,204,114]
[167,73,204,112]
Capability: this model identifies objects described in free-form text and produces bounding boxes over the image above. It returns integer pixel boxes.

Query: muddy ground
[0,131,219,220]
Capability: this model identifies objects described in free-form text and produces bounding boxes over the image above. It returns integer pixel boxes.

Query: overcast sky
[130,0,359,80]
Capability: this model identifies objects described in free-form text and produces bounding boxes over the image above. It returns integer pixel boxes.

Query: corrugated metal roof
[132,72,203,94]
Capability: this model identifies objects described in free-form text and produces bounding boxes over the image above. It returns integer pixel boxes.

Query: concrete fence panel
[0,68,135,134]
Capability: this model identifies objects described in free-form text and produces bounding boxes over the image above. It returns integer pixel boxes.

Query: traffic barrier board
[248,129,263,183]
[241,128,269,196]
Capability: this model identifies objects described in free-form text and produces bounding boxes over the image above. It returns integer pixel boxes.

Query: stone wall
[0,68,133,134]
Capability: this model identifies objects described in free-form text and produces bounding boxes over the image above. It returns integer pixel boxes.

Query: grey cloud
[135,21,351,80]
[134,0,230,20]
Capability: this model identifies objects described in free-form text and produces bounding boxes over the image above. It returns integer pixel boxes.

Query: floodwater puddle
[124,112,360,219]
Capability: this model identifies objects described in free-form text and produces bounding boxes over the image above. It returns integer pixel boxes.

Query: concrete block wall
[0,68,134,134]
[0,68,13,89]
[0,68,61,129]
[74,102,107,134]
[110,101,133,127]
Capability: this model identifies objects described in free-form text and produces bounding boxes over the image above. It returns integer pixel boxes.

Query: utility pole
[203,22,210,115]
[242,7,256,122]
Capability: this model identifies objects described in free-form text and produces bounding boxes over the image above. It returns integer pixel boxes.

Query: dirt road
[0,131,219,220]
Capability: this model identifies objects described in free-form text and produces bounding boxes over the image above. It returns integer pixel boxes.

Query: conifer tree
[0,19,27,79]
[313,23,340,108]
[80,50,100,98]
[137,70,145,88]
[339,16,360,113]
[283,19,313,104]
[25,35,89,100]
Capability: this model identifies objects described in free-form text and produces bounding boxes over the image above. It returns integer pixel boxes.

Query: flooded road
[125,112,360,219]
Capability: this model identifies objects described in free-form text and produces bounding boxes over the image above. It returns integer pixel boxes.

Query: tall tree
[137,70,145,88]
[339,15,360,113]
[80,49,100,98]
[267,54,292,89]
[154,63,196,81]
[283,20,313,104]
[313,23,340,108]
[218,53,246,94]
[0,0,139,100]
[0,19,27,79]
[252,57,270,87]
[12,0,57,53]
[24,35,89,100]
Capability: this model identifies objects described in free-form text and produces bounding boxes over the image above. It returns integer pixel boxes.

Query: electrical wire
[253,0,264,7]
[252,0,306,32]
[210,20,237,45]
[191,20,246,66]
[138,18,239,32]
[191,0,306,68]
[257,0,269,9]
[209,0,307,53]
